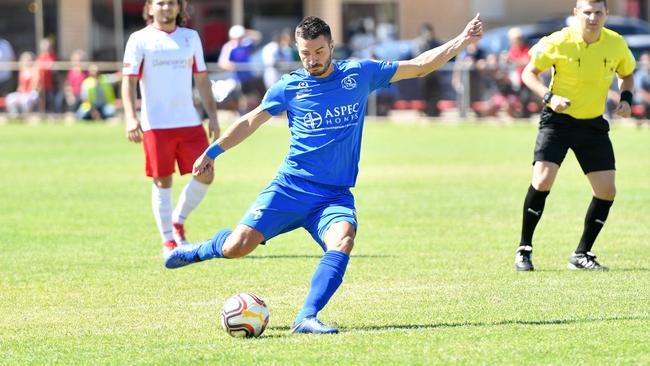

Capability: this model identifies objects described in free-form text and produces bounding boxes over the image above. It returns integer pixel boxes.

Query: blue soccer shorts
[239,173,357,251]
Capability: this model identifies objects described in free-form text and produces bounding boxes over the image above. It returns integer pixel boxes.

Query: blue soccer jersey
[260,59,398,187]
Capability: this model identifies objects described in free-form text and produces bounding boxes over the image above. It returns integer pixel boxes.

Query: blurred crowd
[2,22,650,124]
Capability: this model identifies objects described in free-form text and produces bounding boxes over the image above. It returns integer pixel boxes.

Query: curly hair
[295,16,332,42]
[142,0,189,26]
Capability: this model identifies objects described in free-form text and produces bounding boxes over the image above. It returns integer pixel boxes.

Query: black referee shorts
[533,107,615,174]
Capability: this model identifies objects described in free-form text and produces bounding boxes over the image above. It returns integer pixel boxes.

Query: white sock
[172,179,210,224]
[152,185,173,242]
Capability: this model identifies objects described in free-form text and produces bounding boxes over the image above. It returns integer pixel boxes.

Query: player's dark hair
[295,16,332,42]
[143,0,189,26]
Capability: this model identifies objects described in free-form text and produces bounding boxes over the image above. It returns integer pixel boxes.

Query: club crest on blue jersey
[341,74,358,90]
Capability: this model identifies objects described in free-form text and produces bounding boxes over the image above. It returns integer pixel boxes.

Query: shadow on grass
[531,267,650,273]
[347,314,649,332]
[262,314,649,337]
[242,255,394,260]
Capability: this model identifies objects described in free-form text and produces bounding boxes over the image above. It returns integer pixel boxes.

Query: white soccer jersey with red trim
[123,26,207,131]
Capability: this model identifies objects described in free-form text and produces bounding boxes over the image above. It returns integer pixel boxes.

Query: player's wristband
[205,143,225,159]
[620,90,633,105]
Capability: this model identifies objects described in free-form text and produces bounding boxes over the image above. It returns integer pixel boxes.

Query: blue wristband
[205,143,225,159]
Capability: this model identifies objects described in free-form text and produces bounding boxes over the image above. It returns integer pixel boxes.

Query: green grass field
[1,120,648,365]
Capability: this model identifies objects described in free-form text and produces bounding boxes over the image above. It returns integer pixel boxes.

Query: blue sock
[294,250,350,324]
[197,229,231,260]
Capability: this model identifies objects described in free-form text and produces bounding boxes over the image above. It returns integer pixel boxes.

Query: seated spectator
[5,52,39,118]
[64,49,87,112]
[76,64,116,121]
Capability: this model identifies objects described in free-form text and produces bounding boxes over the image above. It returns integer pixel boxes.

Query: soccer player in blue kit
[166,15,484,333]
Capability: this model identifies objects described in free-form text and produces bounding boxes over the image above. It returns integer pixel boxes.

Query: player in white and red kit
[121,0,219,256]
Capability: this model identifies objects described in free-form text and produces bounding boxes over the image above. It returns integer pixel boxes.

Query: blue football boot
[164,240,210,269]
[290,317,339,334]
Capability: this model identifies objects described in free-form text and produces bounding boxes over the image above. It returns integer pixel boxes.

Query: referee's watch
[543,91,554,105]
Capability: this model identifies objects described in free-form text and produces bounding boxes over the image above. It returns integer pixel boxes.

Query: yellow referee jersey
[530,26,636,119]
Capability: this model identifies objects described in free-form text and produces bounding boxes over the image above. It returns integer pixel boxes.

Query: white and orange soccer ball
[220,292,270,338]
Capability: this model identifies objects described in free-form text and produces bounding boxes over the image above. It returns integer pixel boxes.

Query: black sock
[575,197,613,254]
[520,185,550,248]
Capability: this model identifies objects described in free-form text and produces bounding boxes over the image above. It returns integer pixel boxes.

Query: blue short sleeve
[360,59,398,91]
[260,80,287,116]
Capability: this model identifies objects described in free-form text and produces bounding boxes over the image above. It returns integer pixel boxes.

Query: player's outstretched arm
[390,13,483,83]
[193,106,272,177]
[194,72,220,140]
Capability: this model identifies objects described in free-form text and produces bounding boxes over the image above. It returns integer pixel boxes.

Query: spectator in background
[452,42,487,118]
[64,49,87,113]
[218,25,263,113]
[483,52,521,118]
[261,29,295,89]
[348,17,376,58]
[506,27,531,90]
[36,38,62,113]
[507,27,533,117]
[415,23,443,117]
[5,52,39,118]
[633,51,650,123]
[0,38,15,96]
[77,64,116,121]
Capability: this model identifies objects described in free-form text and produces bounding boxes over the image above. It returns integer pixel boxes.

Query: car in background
[478,23,556,54]
[622,34,650,60]
[479,15,650,55]
[540,15,650,36]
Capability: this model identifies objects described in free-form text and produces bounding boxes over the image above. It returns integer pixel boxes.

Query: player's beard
[159,15,176,25]
[307,55,332,77]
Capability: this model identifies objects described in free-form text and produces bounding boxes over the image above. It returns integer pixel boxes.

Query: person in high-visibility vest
[76,64,116,120]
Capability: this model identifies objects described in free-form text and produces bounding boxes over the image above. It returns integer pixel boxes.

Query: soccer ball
[220,292,270,338]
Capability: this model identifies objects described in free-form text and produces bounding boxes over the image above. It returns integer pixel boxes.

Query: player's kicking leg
[164,225,262,268]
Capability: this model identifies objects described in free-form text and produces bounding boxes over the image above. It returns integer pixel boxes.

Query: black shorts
[533,107,615,174]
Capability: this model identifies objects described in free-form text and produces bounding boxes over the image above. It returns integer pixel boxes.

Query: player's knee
[222,230,261,258]
[532,178,553,192]
[597,185,616,201]
[331,236,354,254]
[195,172,214,185]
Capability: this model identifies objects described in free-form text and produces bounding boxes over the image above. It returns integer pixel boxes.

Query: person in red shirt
[64,49,87,112]
[36,38,62,112]
[5,51,39,118]
[507,27,534,116]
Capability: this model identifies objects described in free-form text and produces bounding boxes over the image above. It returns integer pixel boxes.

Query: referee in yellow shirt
[514,0,636,271]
